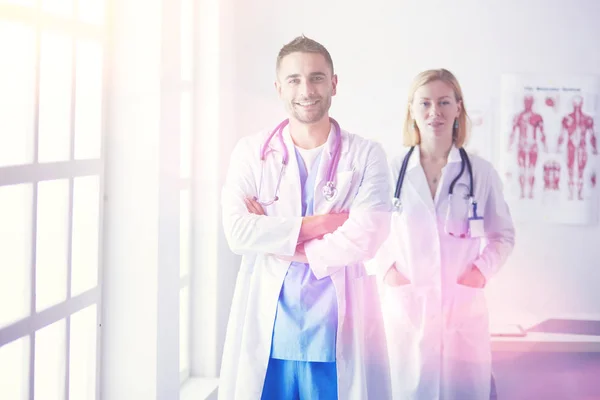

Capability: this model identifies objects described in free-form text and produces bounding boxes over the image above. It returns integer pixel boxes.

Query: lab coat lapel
[405,145,436,214]
[268,125,302,217]
[313,122,344,214]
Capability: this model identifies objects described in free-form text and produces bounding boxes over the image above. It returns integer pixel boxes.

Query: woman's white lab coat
[219,125,393,400]
[375,145,515,400]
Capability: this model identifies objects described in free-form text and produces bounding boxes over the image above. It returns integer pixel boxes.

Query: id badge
[469,217,485,238]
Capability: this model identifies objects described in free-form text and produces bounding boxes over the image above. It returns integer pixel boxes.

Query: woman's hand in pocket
[383,264,411,287]
[457,265,486,288]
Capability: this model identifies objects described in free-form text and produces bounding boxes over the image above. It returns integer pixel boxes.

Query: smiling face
[275,51,337,125]
[410,79,462,142]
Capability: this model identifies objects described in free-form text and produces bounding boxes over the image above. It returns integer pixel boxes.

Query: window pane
[36,180,69,311]
[0,21,36,167]
[180,92,192,179]
[74,39,103,160]
[180,189,190,278]
[71,176,99,296]
[180,0,193,81]
[69,305,97,400]
[34,319,66,400]
[38,31,72,163]
[0,184,32,329]
[179,286,189,374]
[78,0,105,25]
[0,336,29,400]
[41,0,73,17]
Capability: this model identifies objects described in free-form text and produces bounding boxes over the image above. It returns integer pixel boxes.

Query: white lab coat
[375,145,515,400]
[219,124,393,400]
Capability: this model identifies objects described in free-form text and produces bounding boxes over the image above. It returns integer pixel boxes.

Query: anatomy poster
[500,74,600,225]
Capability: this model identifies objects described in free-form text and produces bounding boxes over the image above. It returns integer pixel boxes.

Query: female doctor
[219,36,392,400]
[375,69,515,400]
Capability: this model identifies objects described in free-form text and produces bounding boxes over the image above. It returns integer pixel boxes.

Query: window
[0,1,106,399]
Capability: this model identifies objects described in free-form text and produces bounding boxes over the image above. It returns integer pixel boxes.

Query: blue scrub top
[270,147,338,362]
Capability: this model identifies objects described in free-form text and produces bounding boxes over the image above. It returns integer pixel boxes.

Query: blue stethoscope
[254,117,342,206]
[393,146,483,238]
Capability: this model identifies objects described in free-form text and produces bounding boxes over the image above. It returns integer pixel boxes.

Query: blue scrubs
[262,148,338,399]
[261,359,337,400]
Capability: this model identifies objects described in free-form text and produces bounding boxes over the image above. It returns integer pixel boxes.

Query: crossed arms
[221,137,392,279]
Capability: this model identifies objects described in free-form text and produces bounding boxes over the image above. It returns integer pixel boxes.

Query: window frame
[0,2,108,399]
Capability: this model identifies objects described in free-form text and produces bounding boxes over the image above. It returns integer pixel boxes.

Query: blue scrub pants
[260,358,338,400]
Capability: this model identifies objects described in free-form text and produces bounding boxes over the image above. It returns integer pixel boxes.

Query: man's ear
[331,74,338,96]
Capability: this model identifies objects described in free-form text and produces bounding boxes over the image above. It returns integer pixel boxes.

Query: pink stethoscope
[254,117,342,206]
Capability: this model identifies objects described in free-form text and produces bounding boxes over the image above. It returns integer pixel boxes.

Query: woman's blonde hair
[402,69,470,148]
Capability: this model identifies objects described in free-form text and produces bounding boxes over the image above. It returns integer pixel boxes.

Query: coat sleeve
[304,142,393,280]
[472,166,516,282]
[221,137,302,256]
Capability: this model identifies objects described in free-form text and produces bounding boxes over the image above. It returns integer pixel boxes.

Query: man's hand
[323,212,349,232]
[245,197,265,215]
[383,264,411,287]
[298,212,349,243]
[457,265,486,288]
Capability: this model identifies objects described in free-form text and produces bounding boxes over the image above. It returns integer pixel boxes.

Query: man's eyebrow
[284,72,327,80]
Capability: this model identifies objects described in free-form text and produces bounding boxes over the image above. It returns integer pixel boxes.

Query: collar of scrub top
[261,117,345,185]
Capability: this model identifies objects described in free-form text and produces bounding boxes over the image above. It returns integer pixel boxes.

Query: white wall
[190,0,239,378]
[102,0,161,395]
[102,0,181,398]
[210,0,600,360]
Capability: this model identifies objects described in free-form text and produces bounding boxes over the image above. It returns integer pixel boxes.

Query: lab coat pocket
[450,284,488,334]
[383,284,423,332]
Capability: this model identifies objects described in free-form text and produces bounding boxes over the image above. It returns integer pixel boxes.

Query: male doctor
[219,35,393,400]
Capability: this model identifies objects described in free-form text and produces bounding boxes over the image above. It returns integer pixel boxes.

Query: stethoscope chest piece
[392,197,402,213]
[322,181,337,201]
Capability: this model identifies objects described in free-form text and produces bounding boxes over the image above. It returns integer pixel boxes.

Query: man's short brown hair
[276,35,334,74]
